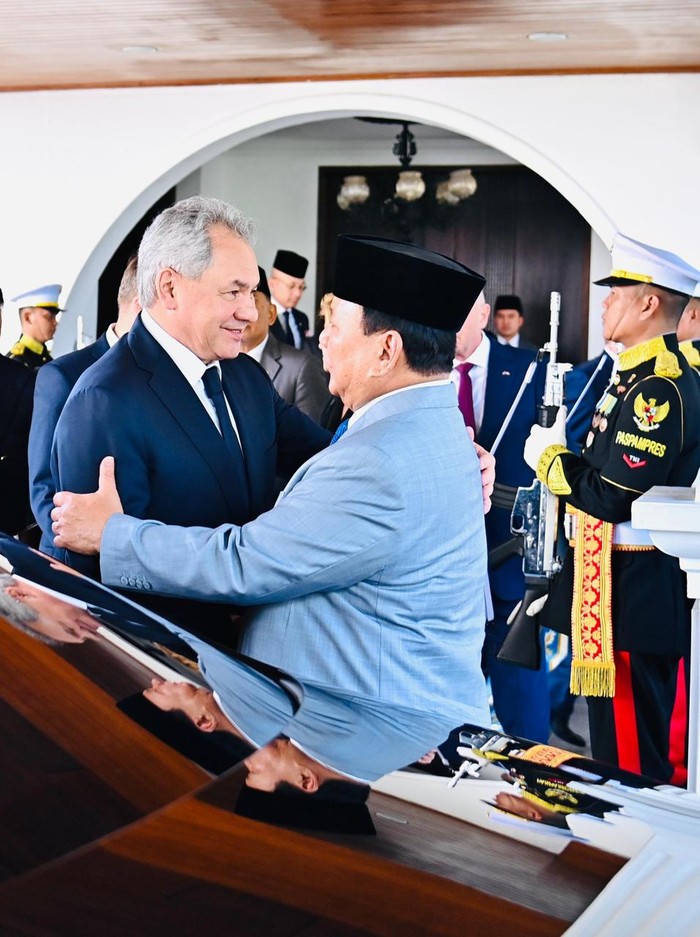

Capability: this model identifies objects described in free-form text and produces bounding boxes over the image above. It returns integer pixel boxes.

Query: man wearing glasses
[6,283,62,369]
[268,250,310,350]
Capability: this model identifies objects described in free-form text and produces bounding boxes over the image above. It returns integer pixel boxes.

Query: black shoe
[551,719,586,748]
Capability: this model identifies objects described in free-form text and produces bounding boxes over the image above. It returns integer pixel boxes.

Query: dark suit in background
[270,307,310,349]
[564,350,616,454]
[29,333,112,554]
[491,331,538,352]
[51,315,330,636]
[0,356,36,535]
[258,332,330,422]
[475,335,550,742]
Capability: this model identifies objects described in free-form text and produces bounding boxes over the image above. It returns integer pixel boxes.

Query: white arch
[63,84,614,352]
[1,74,696,353]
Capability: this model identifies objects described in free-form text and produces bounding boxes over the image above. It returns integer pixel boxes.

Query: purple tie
[457,362,476,431]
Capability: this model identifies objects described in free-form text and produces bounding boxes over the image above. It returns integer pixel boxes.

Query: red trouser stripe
[669,658,688,787]
[612,650,641,775]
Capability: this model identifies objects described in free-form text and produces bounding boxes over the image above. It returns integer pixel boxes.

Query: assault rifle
[497,291,571,670]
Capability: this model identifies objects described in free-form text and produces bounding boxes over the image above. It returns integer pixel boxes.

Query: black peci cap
[256,266,271,299]
[333,235,486,333]
[494,294,523,314]
[273,250,308,279]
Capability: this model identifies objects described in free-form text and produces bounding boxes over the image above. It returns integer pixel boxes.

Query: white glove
[526,593,549,617]
[523,406,567,471]
[506,593,548,625]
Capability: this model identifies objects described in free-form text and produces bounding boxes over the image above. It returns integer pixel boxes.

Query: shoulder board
[654,349,682,379]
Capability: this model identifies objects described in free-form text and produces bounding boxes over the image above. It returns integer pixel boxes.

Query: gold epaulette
[654,349,682,379]
[679,340,700,369]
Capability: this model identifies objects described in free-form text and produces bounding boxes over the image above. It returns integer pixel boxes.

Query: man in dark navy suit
[454,291,550,742]
[29,255,142,554]
[51,197,329,635]
[0,287,36,535]
[268,249,311,350]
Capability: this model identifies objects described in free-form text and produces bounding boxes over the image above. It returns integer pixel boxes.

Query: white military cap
[594,233,699,296]
[11,283,63,309]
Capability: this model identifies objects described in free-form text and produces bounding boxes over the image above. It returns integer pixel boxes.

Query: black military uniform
[6,282,62,370]
[6,333,52,369]
[540,332,700,781]
[679,338,700,384]
[0,356,35,534]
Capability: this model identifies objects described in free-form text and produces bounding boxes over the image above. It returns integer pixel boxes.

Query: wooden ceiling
[0,0,698,92]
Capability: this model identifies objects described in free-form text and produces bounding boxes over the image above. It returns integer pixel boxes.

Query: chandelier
[337,119,477,210]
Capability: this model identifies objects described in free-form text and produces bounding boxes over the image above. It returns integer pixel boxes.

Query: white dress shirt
[451,331,490,433]
[244,333,269,364]
[140,310,242,447]
[105,323,121,347]
[496,333,521,347]
[271,293,303,348]
[349,378,452,429]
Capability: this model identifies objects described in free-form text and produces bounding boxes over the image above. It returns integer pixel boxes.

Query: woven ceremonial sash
[570,507,616,697]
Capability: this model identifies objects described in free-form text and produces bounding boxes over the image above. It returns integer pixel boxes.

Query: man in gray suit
[53,235,492,727]
[243,267,330,422]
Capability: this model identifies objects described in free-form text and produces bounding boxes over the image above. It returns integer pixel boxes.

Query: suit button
[142,581,152,590]
[120,576,129,585]
[128,577,136,587]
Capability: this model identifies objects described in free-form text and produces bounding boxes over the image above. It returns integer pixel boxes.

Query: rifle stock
[496,583,547,670]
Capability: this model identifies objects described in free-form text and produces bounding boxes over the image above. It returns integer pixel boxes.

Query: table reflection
[4,533,651,845]
[0,536,466,819]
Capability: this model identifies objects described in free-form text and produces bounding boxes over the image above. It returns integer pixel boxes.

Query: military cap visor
[11,283,64,311]
[333,235,486,333]
[594,233,699,296]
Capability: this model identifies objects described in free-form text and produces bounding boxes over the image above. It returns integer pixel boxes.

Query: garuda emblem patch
[633,393,670,432]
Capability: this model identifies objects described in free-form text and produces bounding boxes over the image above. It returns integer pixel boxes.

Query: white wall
[0,74,697,355]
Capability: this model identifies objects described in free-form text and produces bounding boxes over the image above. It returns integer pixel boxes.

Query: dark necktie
[330,418,349,444]
[282,310,296,346]
[457,362,476,431]
[202,366,241,458]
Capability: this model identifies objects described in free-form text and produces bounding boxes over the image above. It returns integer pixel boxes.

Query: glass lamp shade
[447,169,477,200]
[338,175,370,208]
[395,170,426,202]
[436,181,460,206]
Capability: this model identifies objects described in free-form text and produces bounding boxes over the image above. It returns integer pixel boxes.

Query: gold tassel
[570,660,616,697]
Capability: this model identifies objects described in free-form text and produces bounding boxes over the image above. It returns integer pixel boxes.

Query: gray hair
[0,573,59,646]
[137,196,256,311]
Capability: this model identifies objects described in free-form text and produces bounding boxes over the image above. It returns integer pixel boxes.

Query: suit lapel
[128,319,251,522]
[91,333,111,361]
[262,335,282,384]
[221,363,267,516]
